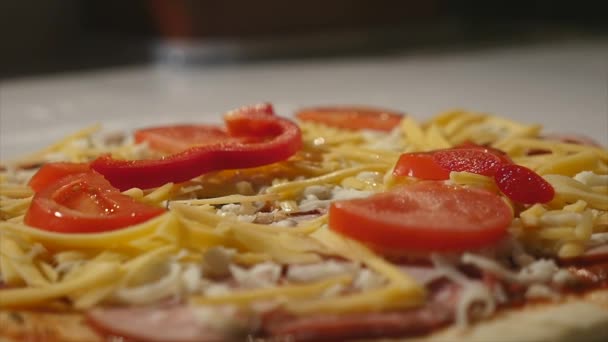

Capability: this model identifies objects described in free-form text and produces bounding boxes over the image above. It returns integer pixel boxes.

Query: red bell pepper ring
[90,105,302,191]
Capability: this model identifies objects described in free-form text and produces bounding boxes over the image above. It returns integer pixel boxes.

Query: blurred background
[1,0,607,78]
[0,0,607,158]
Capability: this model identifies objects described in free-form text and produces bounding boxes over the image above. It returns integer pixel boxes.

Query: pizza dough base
[2,289,608,342]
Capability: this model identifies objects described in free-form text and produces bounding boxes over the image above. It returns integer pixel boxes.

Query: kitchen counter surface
[1,38,607,159]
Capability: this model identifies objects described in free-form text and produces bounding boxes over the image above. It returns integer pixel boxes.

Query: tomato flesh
[392,153,450,180]
[135,125,232,154]
[296,106,404,132]
[329,182,512,252]
[24,172,165,233]
[28,162,90,192]
[393,147,509,181]
[432,148,503,177]
[494,164,555,204]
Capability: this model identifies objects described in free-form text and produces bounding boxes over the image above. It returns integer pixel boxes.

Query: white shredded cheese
[286,261,360,283]
[525,284,559,301]
[574,171,608,187]
[353,268,387,290]
[114,263,182,305]
[229,262,282,289]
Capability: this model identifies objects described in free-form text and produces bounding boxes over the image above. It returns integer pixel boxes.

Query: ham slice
[264,281,460,341]
[87,305,244,342]
[542,133,602,147]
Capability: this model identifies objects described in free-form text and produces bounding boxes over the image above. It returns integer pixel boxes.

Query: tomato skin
[494,164,554,204]
[454,141,513,164]
[329,182,512,253]
[135,125,231,154]
[393,147,507,181]
[24,172,164,233]
[28,162,90,192]
[91,104,302,191]
[392,153,450,180]
[296,106,404,132]
[432,148,503,177]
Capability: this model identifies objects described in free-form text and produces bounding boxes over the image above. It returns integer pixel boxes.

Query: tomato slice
[135,104,276,154]
[393,147,507,180]
[135,125,232,154]
[432,148,504,177]
[329,182,512,252]
[454,141,513,164]
[296,106,404,132]
[392,153,450,180]
[494,164,554,204]
[24,172,164,233]
[28,162,90,192]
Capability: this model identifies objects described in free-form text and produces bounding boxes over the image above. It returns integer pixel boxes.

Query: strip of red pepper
[91,104,302,191]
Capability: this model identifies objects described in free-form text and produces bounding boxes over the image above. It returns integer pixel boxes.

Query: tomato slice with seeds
[296,106,404,132]
[494,164,554,204]
[329,182,512,252]
[28,162,90,192]
[24,172,165,233]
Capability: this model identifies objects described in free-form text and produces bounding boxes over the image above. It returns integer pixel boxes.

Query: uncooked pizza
[1,103,607,342]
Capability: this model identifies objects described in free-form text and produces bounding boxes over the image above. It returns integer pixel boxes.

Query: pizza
[1,103,607,342]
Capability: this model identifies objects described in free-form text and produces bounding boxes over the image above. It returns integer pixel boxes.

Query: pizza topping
[393,147,509,181]
[27,162,90,192]
[24,171,165,233]
[135,124,235,154]
[91,104,302,190]
[296,106,404,132]
[87,305,248,342]
[264,280,459,341]
[2,105,608,341]
[329,182,512,253]
[494,164,555,204]
[287,261,361,283]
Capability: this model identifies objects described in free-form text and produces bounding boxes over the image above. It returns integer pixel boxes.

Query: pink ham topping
[263,281,460,341]
[87,305,244,342]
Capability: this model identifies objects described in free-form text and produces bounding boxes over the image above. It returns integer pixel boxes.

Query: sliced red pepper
[24,171,165,233]
[494,164,555,204]
[91,104,302,191]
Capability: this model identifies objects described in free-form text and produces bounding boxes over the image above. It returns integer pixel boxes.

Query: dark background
[1,0,606,80]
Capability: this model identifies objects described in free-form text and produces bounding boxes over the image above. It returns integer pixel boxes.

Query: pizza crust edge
[2,288,608,342]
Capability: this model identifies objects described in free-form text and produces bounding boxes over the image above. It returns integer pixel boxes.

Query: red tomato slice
[392,153,450,180]
[296,106,404,132]
[494,164,554,204]
[24,172,164,233]
[454,141,513,164]
[432,148,504,177]
[135,125,232,154]
[393,148,506,181]
[329,182,512,252]
[28,162,90,192]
